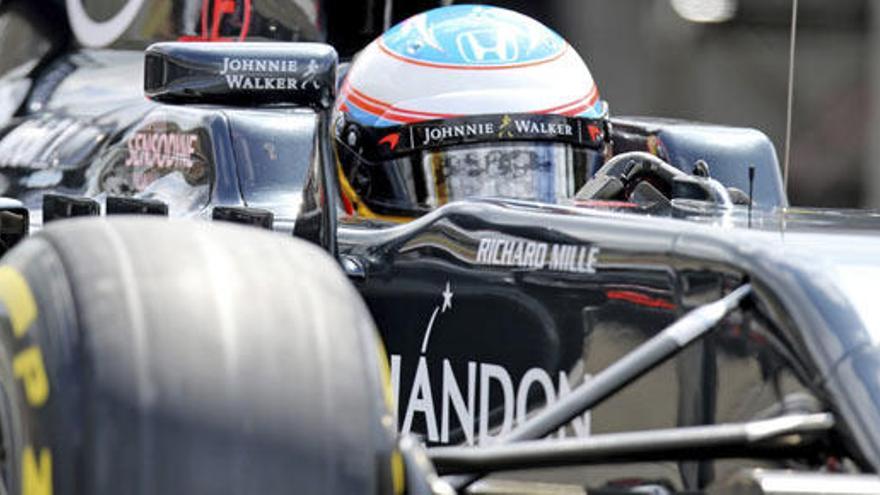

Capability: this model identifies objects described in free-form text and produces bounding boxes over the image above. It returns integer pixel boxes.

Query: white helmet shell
[338,5,607,127]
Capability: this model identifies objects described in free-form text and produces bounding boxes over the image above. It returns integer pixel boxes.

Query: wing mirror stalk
[317,109,338,259]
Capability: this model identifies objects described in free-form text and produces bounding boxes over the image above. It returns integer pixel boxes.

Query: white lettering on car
[391,353,591,445]
[220,57,321,90]
[125,131,198,169]
[475,237,598,273]
[390,280,591,445]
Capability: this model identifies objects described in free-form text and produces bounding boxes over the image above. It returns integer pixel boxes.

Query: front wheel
[0,217,399,495]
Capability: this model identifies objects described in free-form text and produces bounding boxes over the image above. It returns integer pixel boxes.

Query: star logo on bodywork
[420,281,454,354]
[441,281,453,312]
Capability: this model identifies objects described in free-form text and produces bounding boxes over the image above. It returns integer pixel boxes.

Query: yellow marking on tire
[22,446,52,495]
[0,266,37,338]
[375,337,395,413]
[374,337,404,494]
[391,450,404,495]
[13,346,49,407]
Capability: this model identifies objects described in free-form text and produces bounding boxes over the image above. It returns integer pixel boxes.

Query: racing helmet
[334,4,609,221]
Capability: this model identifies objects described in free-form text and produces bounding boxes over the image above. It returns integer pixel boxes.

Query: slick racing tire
[0,217,399,495]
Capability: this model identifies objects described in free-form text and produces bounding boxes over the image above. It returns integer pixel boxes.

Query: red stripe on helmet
[349,87,458,119]
[537,86,600,116]
[344,93,425,124]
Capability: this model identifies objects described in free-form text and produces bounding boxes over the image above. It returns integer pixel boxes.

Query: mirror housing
[144,42,338,110]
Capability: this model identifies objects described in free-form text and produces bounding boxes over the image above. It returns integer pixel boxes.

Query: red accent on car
[340,190,354,215]
[606,290,676,310]
[379,133,401,150]
[178,0,252,42]
[574,200,639,209]
[588,124,603,141]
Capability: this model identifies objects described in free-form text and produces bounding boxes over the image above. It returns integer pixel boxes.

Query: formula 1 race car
[0,1,880,495]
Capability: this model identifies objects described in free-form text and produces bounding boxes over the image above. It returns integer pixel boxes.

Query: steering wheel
[575,151,687,203]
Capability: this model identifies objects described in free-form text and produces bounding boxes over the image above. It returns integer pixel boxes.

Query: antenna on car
[748,165,755,228]
[782,0,799,196]
[383,0,393,31]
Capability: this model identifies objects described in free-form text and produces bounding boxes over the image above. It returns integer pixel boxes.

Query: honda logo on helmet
[455,29,519,63]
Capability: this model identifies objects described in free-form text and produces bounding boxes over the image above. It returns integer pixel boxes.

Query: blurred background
[1,0,875,207]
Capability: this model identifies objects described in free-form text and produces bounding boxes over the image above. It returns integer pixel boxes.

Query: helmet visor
[337,111,607,217]
[422,142,577,207]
